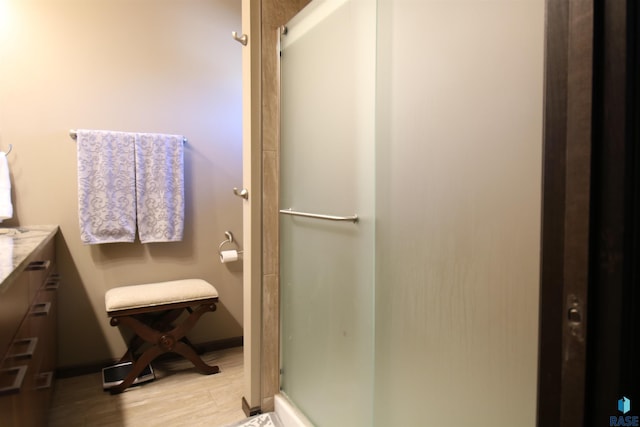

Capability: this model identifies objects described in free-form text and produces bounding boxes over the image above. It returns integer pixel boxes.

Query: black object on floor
[102,361,155,390]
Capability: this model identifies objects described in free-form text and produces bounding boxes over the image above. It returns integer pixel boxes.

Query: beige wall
[0,0,243,368]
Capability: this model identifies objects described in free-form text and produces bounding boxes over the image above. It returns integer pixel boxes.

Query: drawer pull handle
[27,260,51,271]
[7,337,38,360]
[35,371,54,390]
[0,366,27,395]
[31,302,51,316]
[44,279,60,291]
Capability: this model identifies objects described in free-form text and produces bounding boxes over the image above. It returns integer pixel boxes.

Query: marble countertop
[0,225,59,292]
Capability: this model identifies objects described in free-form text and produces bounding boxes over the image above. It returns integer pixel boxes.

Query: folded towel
[0,152,12,222]
[134,133,184,243]
[77,130,136,244]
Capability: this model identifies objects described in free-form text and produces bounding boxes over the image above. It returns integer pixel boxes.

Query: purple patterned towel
[77,130,136,244]
[134,132,184,243]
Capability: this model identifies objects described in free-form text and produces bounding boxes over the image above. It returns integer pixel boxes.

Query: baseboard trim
[242,396,262,417]
[56,336,243,379]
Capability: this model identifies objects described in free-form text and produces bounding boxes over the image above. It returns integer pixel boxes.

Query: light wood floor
[48,346,248,427]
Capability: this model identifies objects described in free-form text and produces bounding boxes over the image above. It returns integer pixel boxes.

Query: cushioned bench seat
[105,279,219,313]
[104,279,221,394]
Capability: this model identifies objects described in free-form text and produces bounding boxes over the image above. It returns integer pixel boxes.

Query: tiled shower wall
[260,0,312,412]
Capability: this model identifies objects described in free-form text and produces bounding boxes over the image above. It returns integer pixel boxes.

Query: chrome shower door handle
[279,208,359,223]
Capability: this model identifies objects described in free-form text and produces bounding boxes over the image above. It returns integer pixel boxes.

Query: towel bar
[69,129,187,144]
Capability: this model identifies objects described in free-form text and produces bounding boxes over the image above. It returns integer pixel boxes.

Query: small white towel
[134,133,184,243]
[0,152,13,222]
[77,130,136,244]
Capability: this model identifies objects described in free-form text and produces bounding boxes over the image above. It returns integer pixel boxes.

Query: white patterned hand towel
[135,133,184,243]
[0,152,13,222]
[77,130,136,244]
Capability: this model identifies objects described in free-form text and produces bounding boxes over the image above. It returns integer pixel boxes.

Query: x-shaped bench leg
[108,303,219,394]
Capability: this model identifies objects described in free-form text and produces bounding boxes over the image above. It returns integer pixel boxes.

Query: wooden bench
[104,279,220,393]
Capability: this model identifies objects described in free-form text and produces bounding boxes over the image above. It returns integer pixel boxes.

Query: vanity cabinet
[0,229,58,427]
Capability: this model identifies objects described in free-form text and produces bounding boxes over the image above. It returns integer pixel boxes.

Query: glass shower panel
[279,0,376,426]
[374,1,544,426]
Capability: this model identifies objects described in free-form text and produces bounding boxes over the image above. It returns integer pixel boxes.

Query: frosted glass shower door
[279,1,376,426]
[373,1,544,426]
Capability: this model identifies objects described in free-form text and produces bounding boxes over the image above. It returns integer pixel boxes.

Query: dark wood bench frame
[106,297,220,394]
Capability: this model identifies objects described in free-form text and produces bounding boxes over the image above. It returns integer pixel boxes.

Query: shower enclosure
[279,0,545,425]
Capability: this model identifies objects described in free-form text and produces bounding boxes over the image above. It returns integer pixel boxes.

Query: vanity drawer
[0,228,59,426]
[0,365,50,427]
[33,281,59,373]
[0,331,46,427]
[0,274,29,360]
[26,239,55,303]
[0,364,29,426]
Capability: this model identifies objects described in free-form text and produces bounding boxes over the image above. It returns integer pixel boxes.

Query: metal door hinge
[567,294,585,342]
